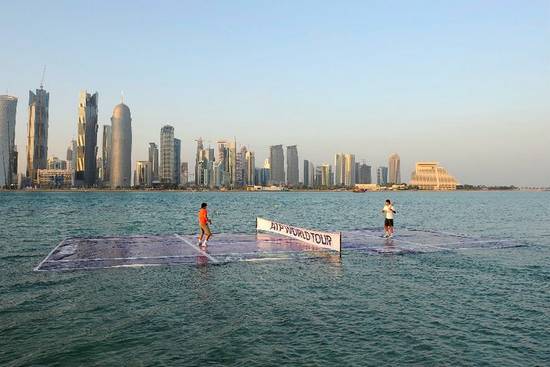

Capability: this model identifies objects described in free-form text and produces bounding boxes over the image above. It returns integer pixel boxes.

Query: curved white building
[410,162,458,190]
[0,95,18,187]
[110,103,132,188]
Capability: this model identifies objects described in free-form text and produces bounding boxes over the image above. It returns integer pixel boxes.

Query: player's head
[385,199,391,204]
[201,202,207,208]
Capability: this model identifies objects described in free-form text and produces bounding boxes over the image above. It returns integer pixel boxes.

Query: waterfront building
[26,86,49,183]
[245,150,255,186]
[269,145,285,185]
[334,154,344,186]
[96,157,103,182]
[388,153,401,184]
[357,163,372,184]
[76,91,99,187]
[0,95,18,187]
[319,164,332,187]
[135,160,152,188]
[47,157,67,170]
[194,138,204,185]
[66,140,77,172]
[174,138,181,186]
[255,167,270,186]
[377,166,388,185]
[228,140,237,187]
[110,103,132,189]
[36,169,72,188]
[409,162,458,190]
[160,125,175,184]
[216,140,230,187]
[335,153,355,187]
[180,162,188,186]
[102,125,112,185]
[343,154,356,186]
[148,143,159,182]
[303,160,314,188]
[286,145,299,186]
[237,145,247,186]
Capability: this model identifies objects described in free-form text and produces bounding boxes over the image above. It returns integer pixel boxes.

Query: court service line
[174,234,220,263]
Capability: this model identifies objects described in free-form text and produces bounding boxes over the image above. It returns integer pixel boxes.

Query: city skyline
[1,2,549,186]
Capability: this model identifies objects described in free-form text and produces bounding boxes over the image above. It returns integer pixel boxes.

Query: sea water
[1,191,549,366]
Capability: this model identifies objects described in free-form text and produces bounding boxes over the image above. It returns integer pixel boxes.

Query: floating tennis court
[35,218,519,271]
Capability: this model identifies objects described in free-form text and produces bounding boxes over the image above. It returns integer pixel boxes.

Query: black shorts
[384,219,394,227]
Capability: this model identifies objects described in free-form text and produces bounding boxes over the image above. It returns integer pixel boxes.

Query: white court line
[428,239,514,247]
[34,239,67,271]
[357,233,513,252]
[174,234,220,263]
[358,233,453,251]
[51,255,197,262]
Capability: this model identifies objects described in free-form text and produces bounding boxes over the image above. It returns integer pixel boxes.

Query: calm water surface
[1,191,549,366]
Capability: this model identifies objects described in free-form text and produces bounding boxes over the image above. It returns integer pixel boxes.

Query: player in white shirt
[382,199,396,238]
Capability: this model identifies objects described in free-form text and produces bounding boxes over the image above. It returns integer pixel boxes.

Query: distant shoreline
[1,188,546,193]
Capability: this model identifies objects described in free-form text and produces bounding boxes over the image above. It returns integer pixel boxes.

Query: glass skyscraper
[26,86,49,183]
[269,144,285,185]
[160,125,175,184]
[286,145,299,186]
[0,95,18,187]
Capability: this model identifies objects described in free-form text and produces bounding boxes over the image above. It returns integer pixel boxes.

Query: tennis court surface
[35,224,520,271]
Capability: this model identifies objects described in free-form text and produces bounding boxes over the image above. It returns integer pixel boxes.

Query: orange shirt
[198,208,208,224]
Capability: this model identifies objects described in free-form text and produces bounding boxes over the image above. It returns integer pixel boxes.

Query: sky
[1,0,549,186]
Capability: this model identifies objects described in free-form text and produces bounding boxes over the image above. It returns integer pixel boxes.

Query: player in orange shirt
[198,202,212,246]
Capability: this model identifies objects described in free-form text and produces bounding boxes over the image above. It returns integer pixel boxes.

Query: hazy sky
[1,0,549,186]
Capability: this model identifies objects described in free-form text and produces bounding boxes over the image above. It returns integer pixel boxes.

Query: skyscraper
[377,166,388,185]
[334,154,344,186]
[174,138,181,186]
[148,143,159,182]
[216,140,229,186]
[160,125,175,184]
[66,144,73,170]
[237,145,247,186]
[76,91,98,187]
[67,140,77,174]
[269,145,285,185]
[303,159,314,188]
[335,153,355,186]
[0,95,17,187]
[194,138,204,185]
[180,162,189,186]
[102,125,112,185]
[110,103,132,189]
[26,86,49,182]
[388,153,401,184]
[286,145,299,186]
[135,160,152,188]
[357,163,372,184]
[343,154,356,186]
[245,150,255,186]
[228,139,237,187]
[320,164,332,187]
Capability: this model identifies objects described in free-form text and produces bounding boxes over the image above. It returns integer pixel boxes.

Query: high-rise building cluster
[1,83,414,190]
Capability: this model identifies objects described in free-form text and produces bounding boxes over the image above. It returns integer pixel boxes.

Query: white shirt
[383,204,395,219]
